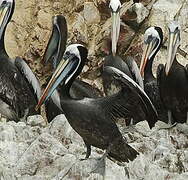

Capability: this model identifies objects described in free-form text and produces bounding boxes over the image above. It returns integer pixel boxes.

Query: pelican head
[165,21,180,75]
[140,26,163,77]
[109,0,121,56]
[0,0,14,38]
[43,15,67,69]
[36,44,88,110]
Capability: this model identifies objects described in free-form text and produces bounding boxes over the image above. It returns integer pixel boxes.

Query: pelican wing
[15,57,41,101]
[98,66,158,128]
[125,56,144,89]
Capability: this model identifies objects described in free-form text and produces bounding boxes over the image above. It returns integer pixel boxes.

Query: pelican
[42,15,102,122]
[157,21,188,124]
[139,26,168,123]
[35,44,158,162]
[0,0,41,121]
[103,0,143,94]
[102,0,146,126]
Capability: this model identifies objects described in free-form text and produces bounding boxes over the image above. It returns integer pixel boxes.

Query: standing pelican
[36,44,159,162]
[102,0,145,125]
[157,21,188,124]
[103,0,143,95]
[140,26,168,123]
[43,15,102,122]
[0,0,41,121]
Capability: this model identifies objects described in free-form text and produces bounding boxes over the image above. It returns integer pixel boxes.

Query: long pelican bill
[165,32,179,75]
[35,59,69,111]
[0,0,12,37]
[42,15,67,69]
[140,42,153,77]
[42,24,60,67]
[165,21,180,75]
[111,11,120,56]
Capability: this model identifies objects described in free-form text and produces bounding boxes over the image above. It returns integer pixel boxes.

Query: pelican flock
[0,0,188,177]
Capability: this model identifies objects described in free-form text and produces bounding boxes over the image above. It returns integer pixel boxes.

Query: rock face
[1,0,188,179]
[5,0,188,83]
[1,115,188,179]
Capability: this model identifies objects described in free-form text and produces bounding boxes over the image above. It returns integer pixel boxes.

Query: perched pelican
[36,44,158,162]
[0,0,41,121]
[103,0,143,94]
[102,0,147,125]
[140,26,168,123]
[157,21,188,124]
[43,15,102,122]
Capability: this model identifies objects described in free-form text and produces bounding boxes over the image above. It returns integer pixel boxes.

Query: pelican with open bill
[42,15,102,122]
[36,44,159,163]
[139,26,168,123]
[157,21,188,124]
[0,0,41,121]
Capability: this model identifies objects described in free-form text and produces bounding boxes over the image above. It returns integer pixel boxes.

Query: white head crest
[109,0,121,12]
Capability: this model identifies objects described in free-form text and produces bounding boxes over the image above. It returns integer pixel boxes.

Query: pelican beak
[165,30,180,75]
[140,42,153,77]
[42,15,67,69]
[0,1,13,38]
[140,37,159,77]
[111,11,120,56]
[36,53,77,111]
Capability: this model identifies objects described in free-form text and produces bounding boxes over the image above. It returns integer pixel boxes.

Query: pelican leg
[130,118,134,126]
[85,143,91,159]
[80,142,91,161]
[187,112,188,124]
[91,143,113,174]
[168,110,173,125]
[158,110,177,130]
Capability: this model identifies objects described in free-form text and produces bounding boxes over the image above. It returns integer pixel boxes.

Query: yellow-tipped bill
[35,59,69,111]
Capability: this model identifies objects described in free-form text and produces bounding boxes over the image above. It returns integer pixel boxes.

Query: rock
[149,0,184,31]
[27,115,46,127]
[48,114,82,145]
[69,13,88,44]
[133,3,150,24]
[1,0,188,179]
[122,3,149,28]
[14,133,68,178]
[176,1,188,55]
[83,2,101,25]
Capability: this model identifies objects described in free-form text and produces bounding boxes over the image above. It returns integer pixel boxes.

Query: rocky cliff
[1,0,188,179]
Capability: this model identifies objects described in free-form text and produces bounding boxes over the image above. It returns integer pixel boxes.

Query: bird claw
[158,122,177,130]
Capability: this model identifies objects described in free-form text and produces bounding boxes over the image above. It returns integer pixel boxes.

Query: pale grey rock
[0,113,188,179]
[133,3,150,24]
[0,123,16,141]
[27,115,46,127]
[177,1,188,55]
[14,133,68,177]
[69,13,88,44]
[83,2,101,25]
[176,122,188,135]
[48,114,82,145]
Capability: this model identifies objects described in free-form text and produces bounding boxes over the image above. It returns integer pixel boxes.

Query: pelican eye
[65,51,70,56]
[1,0,7,6]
